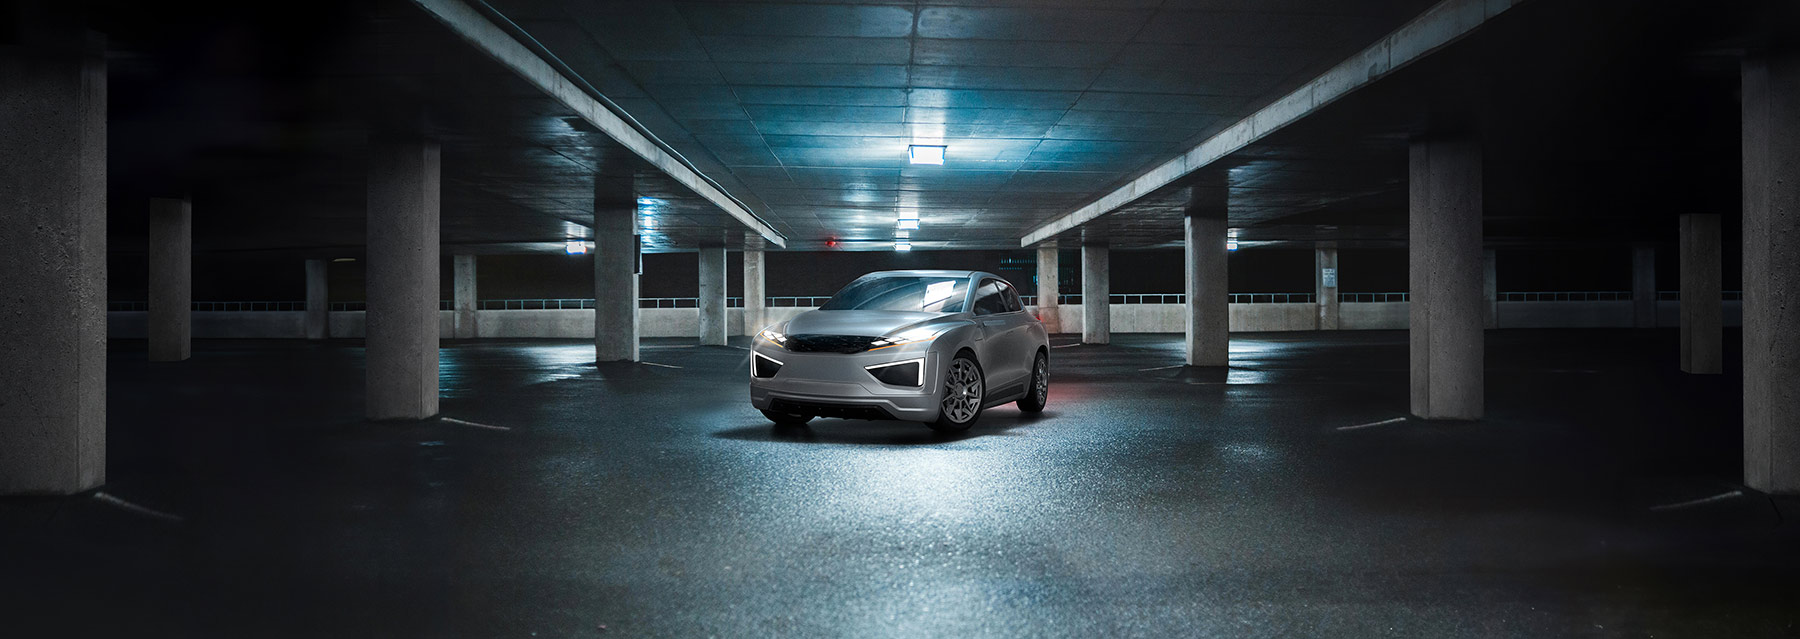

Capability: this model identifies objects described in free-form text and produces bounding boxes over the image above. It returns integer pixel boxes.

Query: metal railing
[469,297,824,309]
[1339,292,1409,303]
[1020,295,1079,306]
[1025,293,1319,305]
[767,296,832,307]
[110,301,310,312]
[1498,291,1631,302]
[1229,293,1315,304]
[481,299,593,310]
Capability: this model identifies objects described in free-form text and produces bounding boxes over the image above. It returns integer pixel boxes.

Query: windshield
[819,276,968,313]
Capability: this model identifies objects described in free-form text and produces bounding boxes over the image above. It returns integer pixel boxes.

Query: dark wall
[106,242,1729,303]
[1339,249,1408,292]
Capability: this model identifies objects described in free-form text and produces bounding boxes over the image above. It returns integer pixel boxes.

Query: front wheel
[929,353,985,432]
[1017,351,1048,413]
[761,409,812,426]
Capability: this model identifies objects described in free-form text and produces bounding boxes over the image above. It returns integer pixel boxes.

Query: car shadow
[713,408,1057,445]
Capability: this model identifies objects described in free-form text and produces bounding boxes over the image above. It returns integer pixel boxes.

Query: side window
[1000,282,1024,313]
[972,279,1006,316]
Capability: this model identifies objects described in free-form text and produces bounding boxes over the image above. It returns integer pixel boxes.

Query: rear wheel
[761,409,812,425]
[1017,351,1048,413]
[929,353,985,432]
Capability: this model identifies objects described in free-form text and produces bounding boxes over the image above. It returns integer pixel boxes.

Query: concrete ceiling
[97,0,1784,256]
[478,0,1442,250]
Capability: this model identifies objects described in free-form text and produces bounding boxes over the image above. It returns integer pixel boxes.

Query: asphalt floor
[2,329,1796,637]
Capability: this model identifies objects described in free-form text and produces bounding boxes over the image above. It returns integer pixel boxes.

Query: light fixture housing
[907,145,946,165]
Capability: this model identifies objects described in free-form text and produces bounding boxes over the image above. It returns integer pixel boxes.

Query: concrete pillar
[1408,137,1484,420]
[452,254,477,339]
[1183,182,1228,366]
[1035,246,1062,334]
[305,259,329,340]
[1082,244,1110,345]
[594,206,638,362]
[148,197,192,362]
[0,14,107,494]
[698,246,727,346]
[1632,244,1657,328]
[364,140,441,421]
[1741,49,1800,493]
[1679,214,1722,375]
[1483,249,1498,329]
[743,249,766,335]
[1315,244,1340,330]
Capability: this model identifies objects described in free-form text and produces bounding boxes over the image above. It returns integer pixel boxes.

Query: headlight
[868,326,944,351]
[758,324,789,348]
[865,358,925,387]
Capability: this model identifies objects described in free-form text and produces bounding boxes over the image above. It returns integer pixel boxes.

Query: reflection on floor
[2,330,1796,637]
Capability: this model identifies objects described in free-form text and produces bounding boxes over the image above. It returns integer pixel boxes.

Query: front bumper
[749,344,941,422]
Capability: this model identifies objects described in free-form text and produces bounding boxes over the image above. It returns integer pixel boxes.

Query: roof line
[1020,0,1521,247]
[410,0,787,248]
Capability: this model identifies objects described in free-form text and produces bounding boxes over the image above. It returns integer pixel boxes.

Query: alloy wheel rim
[941,359,982,423]
[1034,357,1048,402]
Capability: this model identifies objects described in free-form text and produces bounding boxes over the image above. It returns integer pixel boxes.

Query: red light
[825,239,838,248]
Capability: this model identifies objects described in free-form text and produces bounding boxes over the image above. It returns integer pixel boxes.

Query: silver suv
[749,270,1050,431]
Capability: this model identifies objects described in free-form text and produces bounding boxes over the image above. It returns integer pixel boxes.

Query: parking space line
[641,361,683,369]
[1338,417,1407,431]
[442,416,511,431]
[1138,364,1183,372]
[1650,490,1743,512]
[94,492,184,523]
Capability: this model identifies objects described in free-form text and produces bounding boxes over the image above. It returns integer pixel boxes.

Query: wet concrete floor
[2,329,1796,637]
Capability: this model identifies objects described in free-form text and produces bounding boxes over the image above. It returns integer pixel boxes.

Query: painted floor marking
[1051,343,1081,349]
[93,492,184,523]
[1650,490,1743,512]
[1338,417,1407,431]
[1138,364,1183,372]
[641,361,683,369]
[441,416,511,431]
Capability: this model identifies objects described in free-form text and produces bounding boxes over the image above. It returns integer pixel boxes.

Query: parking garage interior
[4,0,1800,635]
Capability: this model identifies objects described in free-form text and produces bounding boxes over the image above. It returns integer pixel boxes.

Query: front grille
[786,334,878,354]
[769,398,895,421]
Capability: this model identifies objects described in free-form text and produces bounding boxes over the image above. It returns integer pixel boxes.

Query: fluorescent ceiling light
[895,241,912,252]
[1226,239,1240,251]
[897,217,920,230]
[907,145,946,165]
[565,240,589,255]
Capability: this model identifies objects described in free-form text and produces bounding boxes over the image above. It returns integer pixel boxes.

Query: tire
[761,409,813,426]
[1017,351,1048,413]
[928,352,985,432]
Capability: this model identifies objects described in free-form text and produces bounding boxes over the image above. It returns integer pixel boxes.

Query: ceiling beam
[1020,0,1522,247]
[411,0,787,248]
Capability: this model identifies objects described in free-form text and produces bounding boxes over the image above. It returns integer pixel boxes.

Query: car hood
[784,309,948,337]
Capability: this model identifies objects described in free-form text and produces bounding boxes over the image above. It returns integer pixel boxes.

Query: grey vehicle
[749,270,1051,432]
